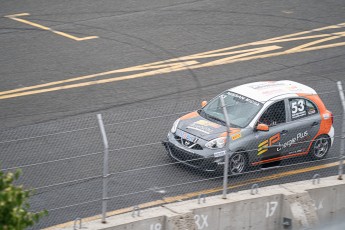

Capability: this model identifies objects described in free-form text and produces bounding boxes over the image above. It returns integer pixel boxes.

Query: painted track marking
[5,13,98,41]
[1,22,345,100]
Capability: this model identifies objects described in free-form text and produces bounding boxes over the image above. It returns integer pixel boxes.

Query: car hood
[177,111,241,141]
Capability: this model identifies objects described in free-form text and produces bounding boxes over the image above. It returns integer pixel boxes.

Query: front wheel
[229,152,247,175]
[309,135,331,160]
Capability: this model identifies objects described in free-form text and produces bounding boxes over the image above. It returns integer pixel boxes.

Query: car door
[254,100,291,162]
[281,97,321,155]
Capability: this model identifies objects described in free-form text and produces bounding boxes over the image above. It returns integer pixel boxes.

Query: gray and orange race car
[163,80,334,174]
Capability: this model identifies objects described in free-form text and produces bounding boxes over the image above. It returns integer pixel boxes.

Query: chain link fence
[0,80,344,229]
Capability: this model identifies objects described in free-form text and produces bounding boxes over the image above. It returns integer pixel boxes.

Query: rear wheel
[309,135,331,160]
[229,152,247,175]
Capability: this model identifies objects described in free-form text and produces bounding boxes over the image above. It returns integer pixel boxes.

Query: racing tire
[229,151,248,175]
[309,135,331,160]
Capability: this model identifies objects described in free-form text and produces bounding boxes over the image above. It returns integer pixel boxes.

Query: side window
[289,98,317,120]
[259,100,286,126]
[290,98,306,120]
[306,100,318,116]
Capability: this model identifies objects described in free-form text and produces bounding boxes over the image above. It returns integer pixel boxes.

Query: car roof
[230,80,317,103]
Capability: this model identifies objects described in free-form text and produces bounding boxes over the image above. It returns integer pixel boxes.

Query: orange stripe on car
[219,128,241,137]
[180,111,199,120]
[252,151,308,166]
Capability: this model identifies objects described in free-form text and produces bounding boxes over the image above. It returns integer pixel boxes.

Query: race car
[163,80,334,174]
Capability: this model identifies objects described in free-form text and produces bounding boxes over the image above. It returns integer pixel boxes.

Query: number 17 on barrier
[266,201,278,218]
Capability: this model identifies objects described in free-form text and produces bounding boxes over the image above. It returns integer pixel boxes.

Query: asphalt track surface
[1,0,345,229]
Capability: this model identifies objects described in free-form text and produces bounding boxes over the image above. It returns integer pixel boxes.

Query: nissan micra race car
[163,81,334,174]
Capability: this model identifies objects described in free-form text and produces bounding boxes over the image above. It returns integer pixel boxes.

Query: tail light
[330,112,334,124]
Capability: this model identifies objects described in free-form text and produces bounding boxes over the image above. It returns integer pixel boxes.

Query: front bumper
[162,133,225,172]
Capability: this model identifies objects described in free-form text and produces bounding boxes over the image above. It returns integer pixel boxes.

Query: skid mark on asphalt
[44,161,340,229]
[1,22,345,100]
[5,13,98,41]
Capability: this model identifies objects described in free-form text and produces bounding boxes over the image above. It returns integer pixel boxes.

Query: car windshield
[199,91,263,128]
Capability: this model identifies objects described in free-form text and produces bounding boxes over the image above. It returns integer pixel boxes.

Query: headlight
[205,137,226,149]
[171,119,180,133]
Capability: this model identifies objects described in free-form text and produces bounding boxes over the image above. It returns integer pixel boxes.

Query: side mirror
[256,123,269,132]
[201,101,207,107]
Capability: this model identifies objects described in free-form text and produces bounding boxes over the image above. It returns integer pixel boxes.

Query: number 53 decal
[290,99,307,120]
[291,99,305,114]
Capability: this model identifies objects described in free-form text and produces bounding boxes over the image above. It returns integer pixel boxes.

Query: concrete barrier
[58,176,345,230]
[75,207,170,230]
[305,179,345,229]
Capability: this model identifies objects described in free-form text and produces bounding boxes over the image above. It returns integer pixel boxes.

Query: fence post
[337,81,345,180]
[220,96,231,199]
[97,114,109,223]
